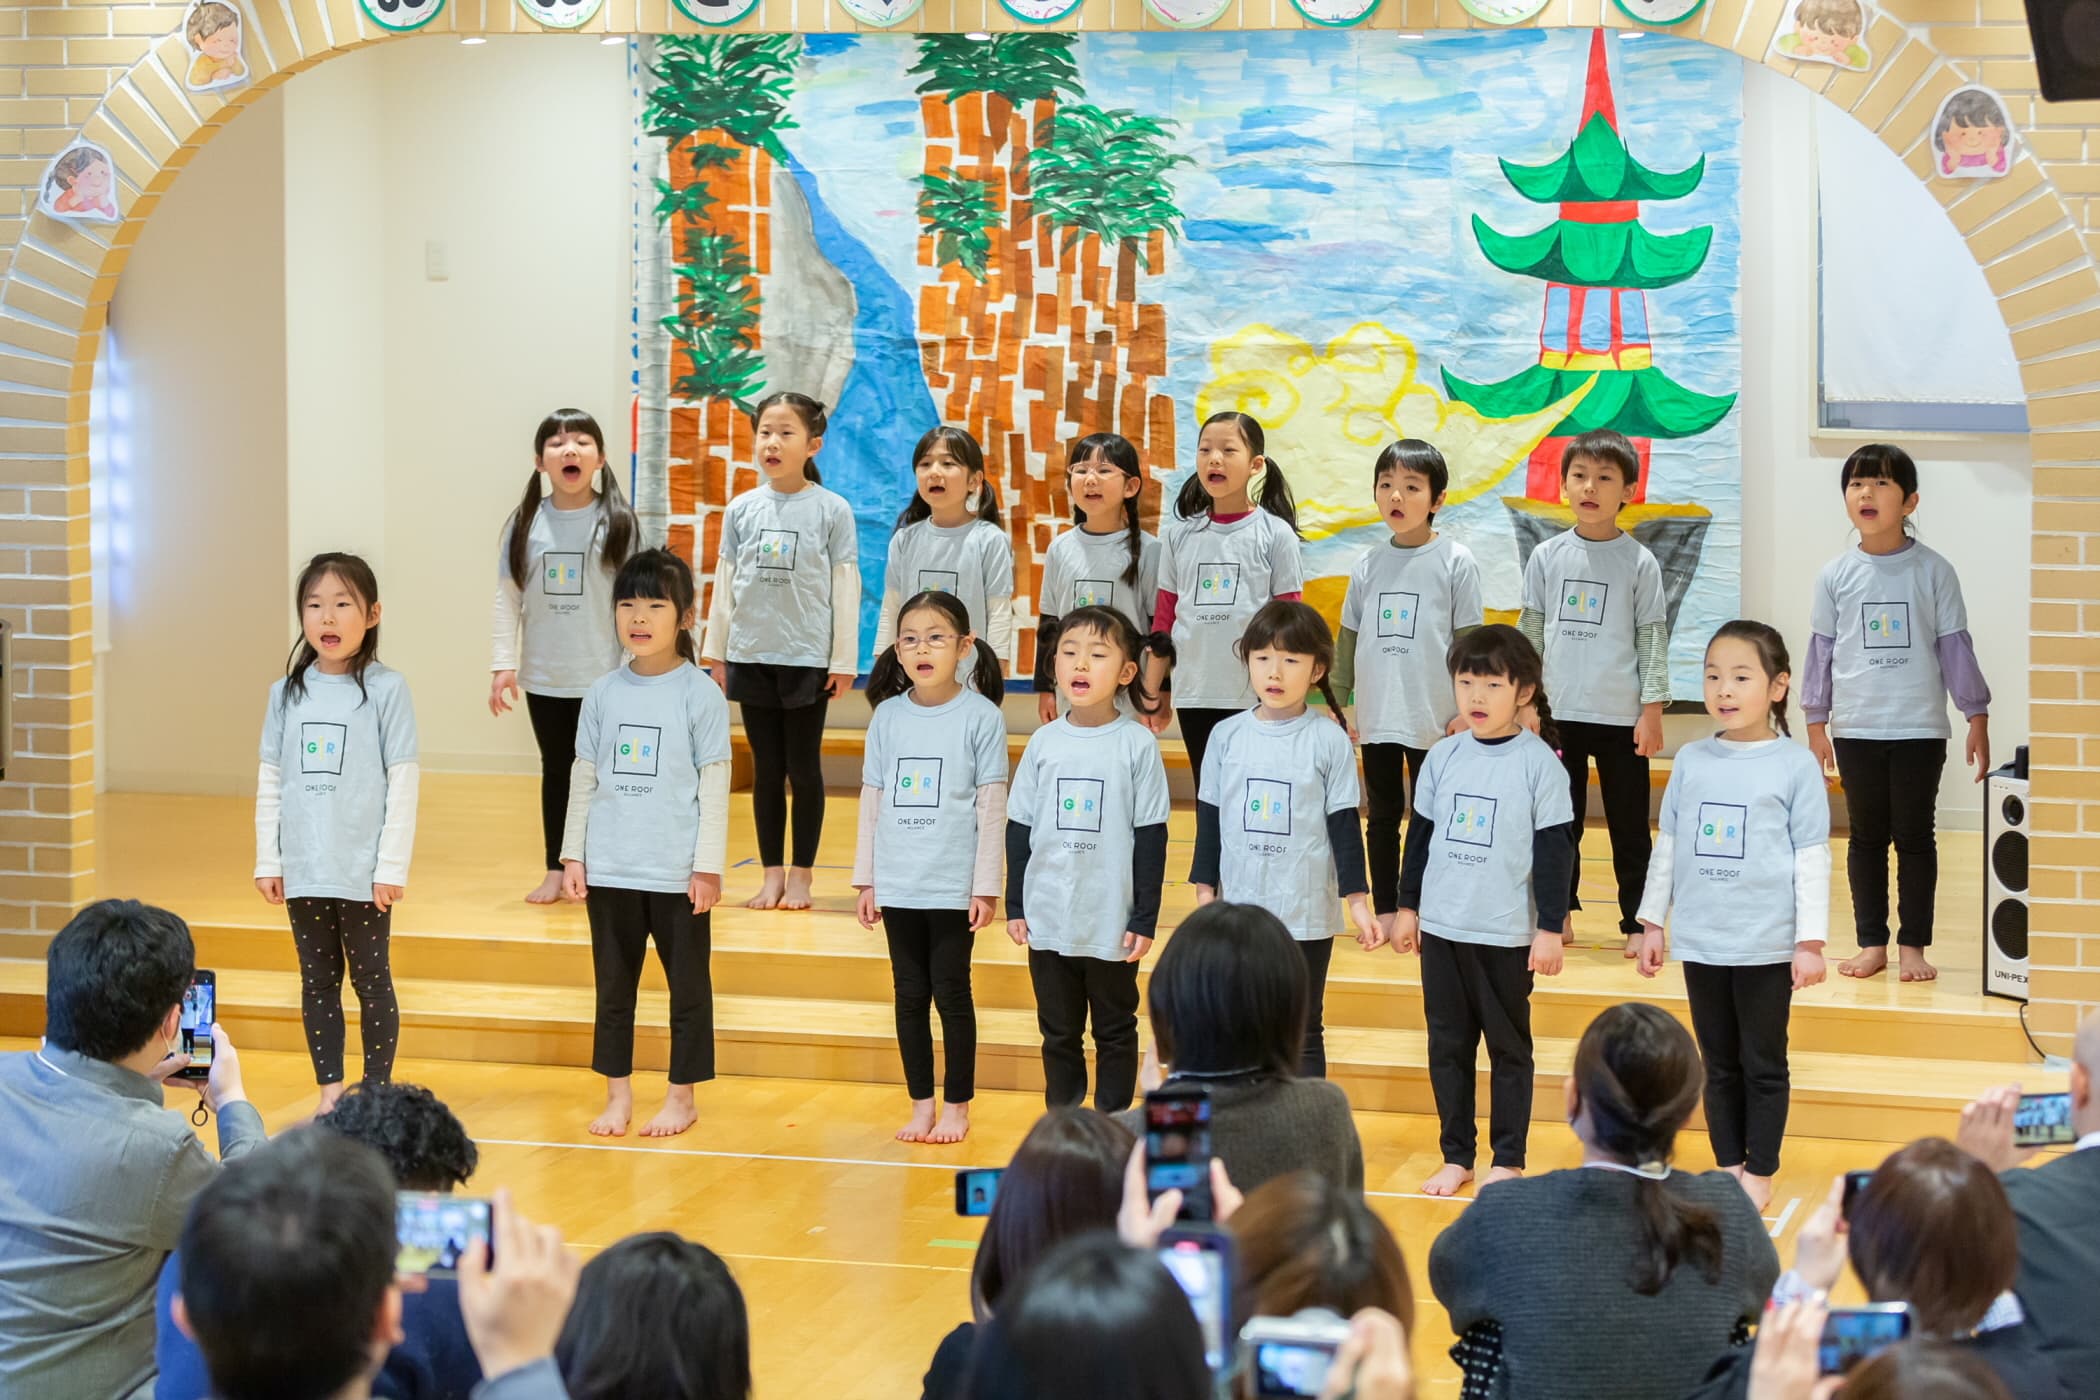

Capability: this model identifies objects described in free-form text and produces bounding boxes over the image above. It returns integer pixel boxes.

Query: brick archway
[0,0,2093,1048]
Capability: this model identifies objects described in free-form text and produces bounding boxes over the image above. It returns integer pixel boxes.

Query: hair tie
[1634,1159,1670,1180]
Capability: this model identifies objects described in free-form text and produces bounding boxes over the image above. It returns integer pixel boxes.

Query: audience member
[1430,1003,1777,1399]
[1230,1169,1414,1335]
[1954,1009,2100,1398]
[555,1232,750,1400]
[922,1108,1133,1400]
[0,899,265,1398]
[961,1232,1209,1400]
[1119,902,1364,1195]
[156,1082,483,1399]
[174,1128,580,1400]
[1842,1342,2014,1400]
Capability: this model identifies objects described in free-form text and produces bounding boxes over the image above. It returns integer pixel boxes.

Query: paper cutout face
[672,0,761,23]
[1932,87,2016,181]
[1612,0,1706,24]
[1289,0,1381,25]
[998,0,1085,19]
[1140,0,1233,26]
[517,0,606,27]
[835,0,927,26]
[1771,0,1873,71]
[38,142,119,225]
[1453,0,1550,23]
[358,0,447,31]
[182,0,247,92]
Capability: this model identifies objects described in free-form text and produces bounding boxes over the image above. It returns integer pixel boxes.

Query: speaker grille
[1991,895,2029,960]
[1992,829,2028,894]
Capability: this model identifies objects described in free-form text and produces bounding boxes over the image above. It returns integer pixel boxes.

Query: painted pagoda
[1443,27,1734,631]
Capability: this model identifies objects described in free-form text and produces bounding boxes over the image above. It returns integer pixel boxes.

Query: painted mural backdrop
[630,27,1743,695]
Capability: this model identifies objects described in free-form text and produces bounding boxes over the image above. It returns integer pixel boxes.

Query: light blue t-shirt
[497,501,622,698]
[862,688,1010,910]
[1412,729,1573,948]
[716,483,858,668]
[1520,529,1666,727]
[260,664,418,901]
[575,662,733,895]
[1198,708,1360,940]
[1039,526,1162,632]
[1340,535,1484,750]
[1654,736,1831,967]
[1160,511,1304,709]
[883,518,1014,639]
[1809,541,1969,741]
[1009,716,1172,960]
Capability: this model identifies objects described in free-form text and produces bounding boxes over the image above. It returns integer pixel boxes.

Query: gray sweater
[1428,1167,1778,1400]
[1116,1073,1364,1197]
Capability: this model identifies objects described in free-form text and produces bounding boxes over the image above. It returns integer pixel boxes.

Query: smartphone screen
[1841,1169,1875,1219]
[954,1168,1003,1217]
[2015,1091,2076,1148]
[1251,1339,1342,1397]
[1818,1306,1912,1376]
[394,1193,492,1277]
[1158,1229,1232,1373]
[175,972,215,1079]
[1145,1089,1214,1222]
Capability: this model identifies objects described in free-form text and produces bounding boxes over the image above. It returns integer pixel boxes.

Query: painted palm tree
[908,33,1082,108]
[917,170,999,282]
[1029,103,1188,269]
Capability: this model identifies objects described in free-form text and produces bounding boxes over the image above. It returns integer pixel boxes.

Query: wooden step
[0,959,2032,1145]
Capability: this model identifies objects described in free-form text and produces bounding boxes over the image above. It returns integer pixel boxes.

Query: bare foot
[896,1099,936,1143]
[781,866,815,911]
[746,867,787,910]
[1483,1165,1524,1187]
[928,1102,971,1144]
[1740,1172,1775,1211]
[588,1079,633,1137]
[1623,933,1642,959]
[1560,915,1577,945]
[1422,1162,1475,1196]
[1839,946,1889,978]
[525,870,565,905]
[1723,1163,1746,1181]
[316,1081,349,1114]
[1898,947,1939,982]
[640,1084,698,1138]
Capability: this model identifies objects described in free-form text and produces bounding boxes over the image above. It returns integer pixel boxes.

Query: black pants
[742,698,829,869]
[1029,949,1140,1112]
[587,886,715,1084]
[287,897,399,1086]
[1420,933,1533,1169]
[1833,738,1947,948]
[1683,961,1793,1176]
[526,693,585,872]
[1177,706,1239,790]
[1299,935,1335,1079]
[885,907,977,1103]
[1557,720,1652,934]
[1362,743,1428,915]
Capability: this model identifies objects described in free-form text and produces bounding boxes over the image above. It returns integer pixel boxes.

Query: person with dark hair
[1804,443,1992,984]
[873,426,1015,667]
[700,391,859,914]
[0,898,264,1398]
[1118,902,1363,1196]
[1843,1341,2015,1400]
[961,1232,1210,1400]
[1034,433,1161,723]
[256,551,418,1109]
[922,1108,1134,1399]
[174,1130,581,1400]
[155,1082,483,1399]
[1430,1003,1777,1400]
[562,548,733,1140]
[489,407,637,906]
[555,1232,750,1400]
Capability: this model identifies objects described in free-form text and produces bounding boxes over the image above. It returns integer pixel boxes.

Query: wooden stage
[0,774,2064,1396]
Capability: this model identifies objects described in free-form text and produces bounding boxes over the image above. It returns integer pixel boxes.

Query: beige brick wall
[0,0,2093,1049]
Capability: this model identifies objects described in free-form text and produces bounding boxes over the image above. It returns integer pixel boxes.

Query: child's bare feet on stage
[1898,947,1938,982]
[1739,1172,1774,1211]
[641,1084,698,1137]
[1723,1163,1745,1180]
[1422,1163,1474,1196]
[1483,1165,1523,1187]
[747,867,787,910]
[897,1100,936,1143]
[525,870,566,905]
[1623,933,1643,959]
[928,1103,971,1144]
[781,867,815,910]
[589,1079,633,1137]
[1839,946,1888,978]
[316,1081,349,1114]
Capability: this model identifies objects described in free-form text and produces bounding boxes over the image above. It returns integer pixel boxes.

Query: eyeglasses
[898,632,958,651]
[1066,465,1128,482]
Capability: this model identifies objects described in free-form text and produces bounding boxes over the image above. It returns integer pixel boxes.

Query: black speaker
[2026,0,2100,101]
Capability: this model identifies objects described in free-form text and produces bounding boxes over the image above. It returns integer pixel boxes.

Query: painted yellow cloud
[1194,322,1593,541]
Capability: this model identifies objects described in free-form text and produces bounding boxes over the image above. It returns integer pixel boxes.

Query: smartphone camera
[1158,1225,1234,1373]
[1818,1304,1912,1376]
[1145,1087,1214,1223]
[394,1192,492,1278]
[1840,1169,1875,1220]
[173,971,216,1081]
[954,1167,1003,1218]
[2014,1091,2076,1149]
[1240,1309,1354,1397]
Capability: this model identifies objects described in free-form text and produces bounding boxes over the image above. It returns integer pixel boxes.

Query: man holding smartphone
[1956,1011,2100,1399]
[0,899,266,1399]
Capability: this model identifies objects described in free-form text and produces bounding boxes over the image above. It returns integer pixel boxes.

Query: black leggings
[587,886,715,1084]
[1176,706,1239,789]
[526,692,585,872]
[744,700,829,868]
[1298,936,1334,1079]
[287,897,399,1086]
[1362,743,1428,915]
[1683,961,1793,1176]
[1557,720,1652,934]
[1834,737,1947,948]
[884,907,977,1103]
